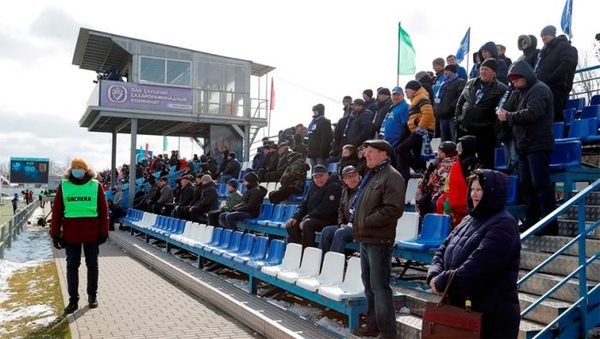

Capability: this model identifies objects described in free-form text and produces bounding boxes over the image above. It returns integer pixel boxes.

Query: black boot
[89,295,98,308]
[64,299,78,314]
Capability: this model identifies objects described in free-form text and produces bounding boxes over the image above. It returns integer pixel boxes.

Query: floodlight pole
[129,119,138,207]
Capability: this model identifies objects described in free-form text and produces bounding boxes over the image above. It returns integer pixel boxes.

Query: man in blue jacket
[497,60,557,235]
[381,86,409,146]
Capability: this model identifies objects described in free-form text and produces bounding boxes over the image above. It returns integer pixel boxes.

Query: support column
[111,132,117,190]
[129,119,138,207]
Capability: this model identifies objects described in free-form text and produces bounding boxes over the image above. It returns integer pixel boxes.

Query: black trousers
[286,218,331,248]
[65,243,99,302]
[268,186,301,204]
[396,133,425,182]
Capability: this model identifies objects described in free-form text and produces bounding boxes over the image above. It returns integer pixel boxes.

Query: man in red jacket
[50,158,109,314]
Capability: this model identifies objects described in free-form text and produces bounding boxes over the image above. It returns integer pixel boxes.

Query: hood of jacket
[467,169,508,219]
[507,60,537,89]
[478,41,499,60]
[518,35,538,52]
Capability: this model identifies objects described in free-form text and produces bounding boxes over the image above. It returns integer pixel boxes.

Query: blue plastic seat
[246,203,273,225]
[247,239,286,269]
[206,229,233,253]
[327,162,339,173]
[568,118,600,142]
[552,122,565,139]
[565,97,585,111]
[398,214,451,250]
[290,181,312,202]
[260,204,285,226]
[223,233,255,260]
[197,227,222,250]
[581,105,600,120]
[233,236,268,264]
[550,139,582,169]
[212,231,243,255]
[237,182,247,194]
[591,95,600,106]
[563,108,577,125]
[271,204,298,228]
[494,147,507,171]
[217,183,228,198]
[506,175,518,205]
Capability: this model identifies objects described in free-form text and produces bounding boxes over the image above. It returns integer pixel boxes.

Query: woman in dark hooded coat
[427,169,521,338]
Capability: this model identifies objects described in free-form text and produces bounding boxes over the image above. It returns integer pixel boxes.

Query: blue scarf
[349,159,390,223]
[307,114,323,136]
[437,72,459,101]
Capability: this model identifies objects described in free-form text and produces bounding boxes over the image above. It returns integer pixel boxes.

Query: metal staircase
[394,179,600,338]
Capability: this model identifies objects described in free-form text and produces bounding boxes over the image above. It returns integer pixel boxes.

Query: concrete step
[523,235,600,258]
[520,250,600,282]
[558,219,600,239]
[518,292,570,325]
[562,205,600,222]
[518,270,596,303]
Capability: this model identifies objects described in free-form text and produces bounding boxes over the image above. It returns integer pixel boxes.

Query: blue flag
[455,27,470,64]
[561,0,573,39]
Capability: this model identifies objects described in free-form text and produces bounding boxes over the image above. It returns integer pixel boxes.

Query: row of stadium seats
[495,139,583,171]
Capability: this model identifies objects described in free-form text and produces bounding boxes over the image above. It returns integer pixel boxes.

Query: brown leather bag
[421,271,482,338]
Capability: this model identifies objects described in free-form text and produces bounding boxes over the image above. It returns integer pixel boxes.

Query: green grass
[0,261,71,338]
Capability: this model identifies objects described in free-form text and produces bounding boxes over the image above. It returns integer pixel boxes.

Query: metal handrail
[518,178,600,338]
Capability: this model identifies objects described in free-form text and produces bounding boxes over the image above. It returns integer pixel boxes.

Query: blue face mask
[72,169,86,179]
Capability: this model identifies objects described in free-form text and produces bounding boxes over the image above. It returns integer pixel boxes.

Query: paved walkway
[53,240,261,339]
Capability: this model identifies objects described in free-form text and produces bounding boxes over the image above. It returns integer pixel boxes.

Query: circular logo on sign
[108,85,127,103]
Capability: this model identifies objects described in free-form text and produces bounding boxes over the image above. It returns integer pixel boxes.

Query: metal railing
[0,200,40,259]
[570,65,600,102]
[518,178,600,338]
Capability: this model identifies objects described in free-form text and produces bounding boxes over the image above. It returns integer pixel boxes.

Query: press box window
[140,56,191,87]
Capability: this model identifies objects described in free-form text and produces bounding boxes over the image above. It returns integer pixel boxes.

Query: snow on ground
[225,278,249,291]
[316,316,351,338]
[0,207,53,315]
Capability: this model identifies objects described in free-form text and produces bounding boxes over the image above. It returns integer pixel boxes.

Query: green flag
[397,23,416,75]
[163,136,168,152]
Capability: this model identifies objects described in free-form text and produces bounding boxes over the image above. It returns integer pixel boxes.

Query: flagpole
[397,22,401,87]
[467,27,470,78]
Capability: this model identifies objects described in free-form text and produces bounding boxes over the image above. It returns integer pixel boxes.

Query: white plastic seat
[296,252,345,292]
[395,212,420,242]
[277,247,322,283]
[171,221,193,240]
[406,179,418,206]
[261,243,302,277]
[177,223,202,244]
[133,212,148,227]
[274,182,281,190]
[183,224,206,246]
[318,257,365,301]
[266,182,277,194]
[143,213,157,229]
[189,225,212,247]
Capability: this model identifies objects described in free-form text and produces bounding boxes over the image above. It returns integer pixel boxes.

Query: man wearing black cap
[535,25,578,122]
[455,57,507,169]
[362,89,378,114]
[219,152,241,183]
[188,174,219,223]
[220,172,267,230]
[174,174,196,219]
[154,176,174,215]
[351,139,404,339]
[434,64,466,142]
[497,60,557,235]
[372,88,393,138]
[344,99,375,148]
[307,103,333,168]
[285,164,341,248]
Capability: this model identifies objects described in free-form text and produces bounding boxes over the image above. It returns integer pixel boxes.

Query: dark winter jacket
[176,183,195,207]
[263,152,279,173]
[364,98,378,115]
[233,183,267,217]
[535,35,578,92]
[345,109,375,147]
[193,181,219,213]
[274,150,292,177]
[292,133,307,158]
[353,163,405,245]
[456,77,507,133]
[223,159,241,179]
[332,115,350,156]
[50,174,109,244]
[372,98,393,137]
[293,173,342,223]
[505,60,555,155]
[435,76,466,119]
[478,41,509,85]
[279,152,309,193]
[307,114,333,159]
[417,73,435,101]
[338,185,358,225]
[427,170,520,339]
[517,35,540,68]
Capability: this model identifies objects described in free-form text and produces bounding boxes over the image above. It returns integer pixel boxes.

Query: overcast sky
[1,0,598,172]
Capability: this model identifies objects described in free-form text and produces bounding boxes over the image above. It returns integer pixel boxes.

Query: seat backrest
[257,203,274,220]
[201,225,214,244]
[591,95,600,106]
[146,213,157,227]
[570,118,599,139]
[565,97,585,111]
[176,220,186,233]
[266,182,277,193]
[217,183,227,197]
[341,257,364,293]
[280,243,303,271]
[405,178,418,205]
[249,236,269,260]
[319,252,345,284]
[420,214,451,241]
[327,162,339,173]
[506,175,518,205]
[582,105,600,120]
[494,147,506,169]
[182,221,194,237]
[563,108,577,124]
[265,239,286,265]
[270,204,286,222]
[238,233,256,255]
[551,139,582,169]
[217,229,233,248]
[226,231,244,252]
[282,205,299,221]
[190,223,205,241]
[298,247,322,276]
[552,122,565,139]
[209,227,223,246]
[395,212,420,242]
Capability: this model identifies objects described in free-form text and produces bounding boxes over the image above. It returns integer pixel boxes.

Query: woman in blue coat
[427,169,521,338]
